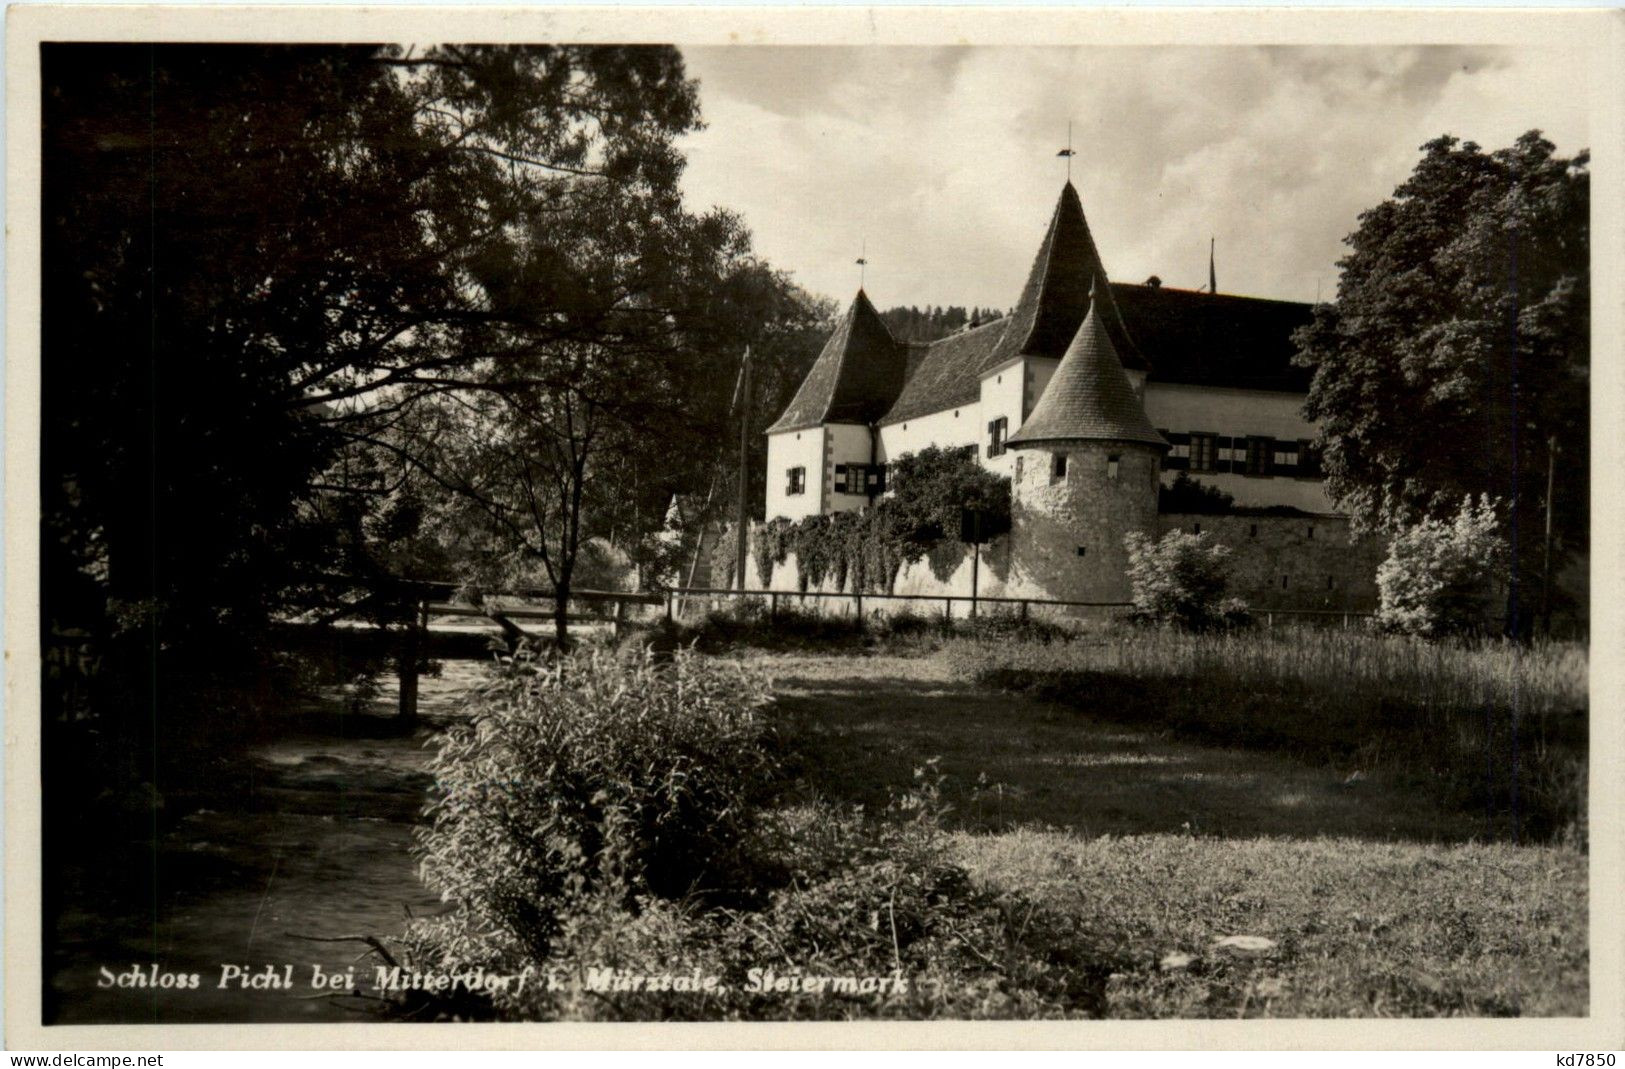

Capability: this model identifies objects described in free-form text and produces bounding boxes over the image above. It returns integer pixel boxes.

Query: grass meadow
[751,623,1588,1018]
[942,625,1588,844]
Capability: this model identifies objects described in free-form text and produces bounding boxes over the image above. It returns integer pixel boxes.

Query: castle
[760,183,1386,611]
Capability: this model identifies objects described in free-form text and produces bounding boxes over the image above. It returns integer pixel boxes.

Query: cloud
[678,45,1590,310]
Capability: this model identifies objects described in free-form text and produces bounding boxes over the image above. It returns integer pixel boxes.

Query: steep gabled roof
[766,289,907,433]
[1111,284,1314,393]
[1007,277,1167,450]
[877,317,1008,426]
[985,181,1147,371]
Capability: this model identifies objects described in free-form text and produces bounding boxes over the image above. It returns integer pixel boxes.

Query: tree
[1374,496,1508,638]
[887,446,1012,546]
[41,42,807,842]
[44,44,713,645]
[1293,132,1588,632]
[1123,531,1245,630]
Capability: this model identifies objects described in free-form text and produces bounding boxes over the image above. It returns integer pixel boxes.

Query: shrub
[402,764,1126,1021]
[414,646,777,962]
[1375,495,1507,637]
[1123,530,1244,630]
[1157,471,1235,514]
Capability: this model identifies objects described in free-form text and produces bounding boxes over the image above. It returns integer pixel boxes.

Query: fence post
[770,592,779,619]
[397,595,421,724]
[665,591,674,623]
[613,598,628,641]
[945,597,953,624]
[1020,600,1029,623]
[854,591,864,630]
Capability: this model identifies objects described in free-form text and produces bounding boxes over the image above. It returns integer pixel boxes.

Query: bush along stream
[389,645,1129,1021]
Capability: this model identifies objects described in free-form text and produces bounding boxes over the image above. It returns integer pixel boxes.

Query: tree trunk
[552,576,572,650]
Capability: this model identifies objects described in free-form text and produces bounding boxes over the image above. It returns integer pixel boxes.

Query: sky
[675,45,1590,310]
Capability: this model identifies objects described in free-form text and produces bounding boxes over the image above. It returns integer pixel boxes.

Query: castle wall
[1156,512,1386,612]
[877,405,979,465]
[823,422,875,514]
[977,360,1025,479]
[733,510,1386,617]
[765,426,826,521]
[1007,441,1163,603]
[1144,382,1334,511]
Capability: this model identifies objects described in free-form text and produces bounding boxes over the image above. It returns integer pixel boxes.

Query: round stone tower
[1006,276,1168,603]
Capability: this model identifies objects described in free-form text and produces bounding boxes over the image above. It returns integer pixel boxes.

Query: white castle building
[760,183,1385,610]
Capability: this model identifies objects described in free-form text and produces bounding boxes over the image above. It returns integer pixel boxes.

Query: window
[1249,524,1258,538]
[1245,437,1273,477]
[1050,453,1068,482]
[1281,575,1289,590]
[864,465,887,494]
[987,416,1009,458]
[1076,546,1087,557]
[1159,430,1189,471]
[1298,440,1322,477]
[786,466,806,496]
[1193,522,1202,535]
[1307,525,1315,540]
[1189,433,1217,473]
[1107,454,1120,480]
[1326,575,1335,590]
[1274,442,1300,469]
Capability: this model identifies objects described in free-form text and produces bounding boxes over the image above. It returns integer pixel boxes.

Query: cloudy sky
[676,45,1589,310]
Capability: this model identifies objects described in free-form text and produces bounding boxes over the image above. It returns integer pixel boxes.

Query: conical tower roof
[766,289,906,433]
[1008,277,1167,450]
[987,182,1147,371]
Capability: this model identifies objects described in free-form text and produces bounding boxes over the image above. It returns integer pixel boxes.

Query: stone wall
[1156,512,1387,612]
[1006,441,1162,603]
[729,505,1388,617]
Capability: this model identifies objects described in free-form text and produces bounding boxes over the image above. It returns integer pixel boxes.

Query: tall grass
[947,626,1587,843]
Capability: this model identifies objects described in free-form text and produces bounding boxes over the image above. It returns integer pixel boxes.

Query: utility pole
[1542,433,1557,633]
[734,347,753,592]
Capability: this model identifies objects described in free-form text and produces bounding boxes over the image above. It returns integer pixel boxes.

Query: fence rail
[667,586,1375,629]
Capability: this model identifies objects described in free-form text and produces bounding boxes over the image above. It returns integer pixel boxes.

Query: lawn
[760,651,1587,1018]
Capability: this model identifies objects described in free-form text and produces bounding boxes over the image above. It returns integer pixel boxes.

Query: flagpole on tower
[1056,121,1077,181]
[856,239,868,290]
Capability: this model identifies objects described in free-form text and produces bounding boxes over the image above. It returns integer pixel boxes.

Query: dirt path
[766,653,1486,843]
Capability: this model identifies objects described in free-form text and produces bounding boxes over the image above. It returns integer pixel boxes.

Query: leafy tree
[1123,531,1246,630]
[887,446,1012,548]
[1374,496,1508,638]
[1293,132,1588,631]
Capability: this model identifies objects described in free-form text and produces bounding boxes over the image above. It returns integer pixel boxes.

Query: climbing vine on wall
[758,446,1010,595]
[751,518,795,588]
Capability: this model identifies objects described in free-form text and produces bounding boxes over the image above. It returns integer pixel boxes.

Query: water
[47,663,488,1024]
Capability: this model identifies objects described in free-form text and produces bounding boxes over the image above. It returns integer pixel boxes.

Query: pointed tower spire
[1209,236,1217,296]
[986,183,1146,371]
[765,289,905,433]
[1007,276,1165,450]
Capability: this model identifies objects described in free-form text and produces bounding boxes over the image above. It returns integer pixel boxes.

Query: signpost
[960,507,991,620]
